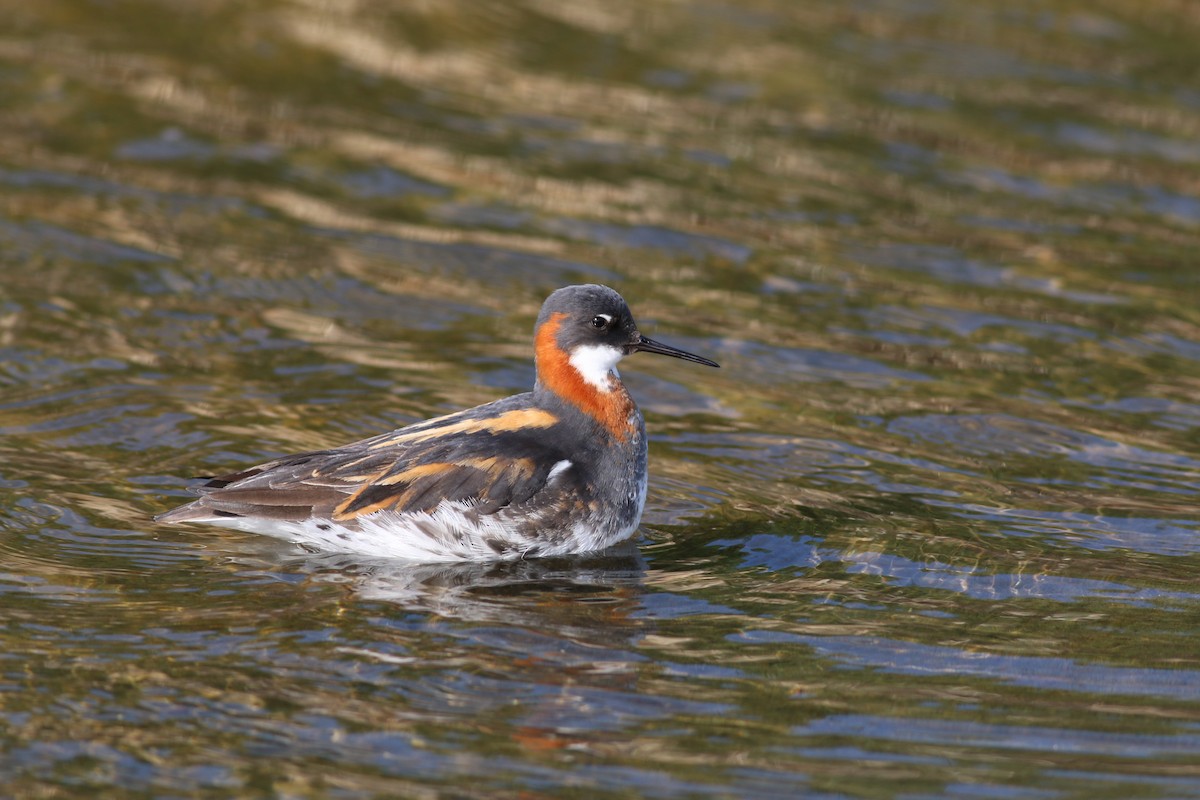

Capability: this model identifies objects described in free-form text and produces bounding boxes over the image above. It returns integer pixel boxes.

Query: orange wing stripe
[331,456,540,520]
[377,462,455,486]
[368,408,559,449]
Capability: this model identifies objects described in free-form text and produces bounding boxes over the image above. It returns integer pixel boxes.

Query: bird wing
[158,401,574,525]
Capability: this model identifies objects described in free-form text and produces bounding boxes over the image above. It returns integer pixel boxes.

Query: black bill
[632,334,720,367]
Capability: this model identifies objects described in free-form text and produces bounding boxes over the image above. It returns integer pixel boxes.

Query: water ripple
[890,413,1200,496]
[721,533,1198,606]
[736,631,1200,701]
[930,502,1200,556]
[327,230,619,284]
[0,220,172,265]
[800,714,1200,758]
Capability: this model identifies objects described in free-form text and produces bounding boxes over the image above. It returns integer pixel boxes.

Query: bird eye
[591,314,612,329]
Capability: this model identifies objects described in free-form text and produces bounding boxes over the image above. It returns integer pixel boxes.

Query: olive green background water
[2,1,1200,797]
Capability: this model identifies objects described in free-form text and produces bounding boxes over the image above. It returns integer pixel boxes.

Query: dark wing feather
[157,401,574,526]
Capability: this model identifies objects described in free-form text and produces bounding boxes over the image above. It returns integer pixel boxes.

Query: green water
[2,0,1200,797]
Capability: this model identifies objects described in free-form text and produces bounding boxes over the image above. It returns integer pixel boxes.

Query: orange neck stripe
[535,312,636,439]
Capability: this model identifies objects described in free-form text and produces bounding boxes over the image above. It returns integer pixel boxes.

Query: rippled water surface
[3,1,1200,796]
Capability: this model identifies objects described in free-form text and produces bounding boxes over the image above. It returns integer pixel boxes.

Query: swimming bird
[157,284,718,561]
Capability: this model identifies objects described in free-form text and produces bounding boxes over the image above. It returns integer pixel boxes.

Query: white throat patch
[568,344,624,390]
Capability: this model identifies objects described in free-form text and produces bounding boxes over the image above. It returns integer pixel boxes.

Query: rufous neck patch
[535,312,636,439]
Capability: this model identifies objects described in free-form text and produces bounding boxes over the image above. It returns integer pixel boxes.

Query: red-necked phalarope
[157,284,719,561]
